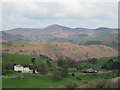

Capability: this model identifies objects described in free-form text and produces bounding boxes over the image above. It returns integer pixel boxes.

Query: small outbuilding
[81,68,97,73]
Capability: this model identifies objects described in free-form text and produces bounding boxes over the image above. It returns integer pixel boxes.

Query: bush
[19,50,22,52]
[66,81,78,89]
[37,60,48,74]
[76,77,81,80]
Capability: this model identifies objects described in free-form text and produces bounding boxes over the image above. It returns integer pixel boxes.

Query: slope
[2,41,118,61]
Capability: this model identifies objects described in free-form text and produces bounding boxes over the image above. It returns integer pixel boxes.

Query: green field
[3,76,77,88]
[2,71,117,88]
[79,56,119,70]
[2,53,57,66]
[2,53,119,88]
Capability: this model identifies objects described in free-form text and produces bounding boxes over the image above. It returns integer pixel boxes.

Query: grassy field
[79,56,119,70]
[2,53,57,67]
[3,76,77,88]
[2,72,81,88]
[2,71,117,88]
[2,53,119,88]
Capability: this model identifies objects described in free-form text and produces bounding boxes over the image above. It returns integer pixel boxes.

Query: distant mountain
[1,31,30,42]
[1,24,118,49]
[44,24,71,30]
[96,27,109,30]
[1,24,90,41]
[1,32,23,41]
[9,28,43,32]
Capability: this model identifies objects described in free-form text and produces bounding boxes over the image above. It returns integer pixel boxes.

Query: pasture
[2,71,117,88]
[2,53,119,88]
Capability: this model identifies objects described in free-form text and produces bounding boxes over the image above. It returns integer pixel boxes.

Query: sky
[1,0,119,30]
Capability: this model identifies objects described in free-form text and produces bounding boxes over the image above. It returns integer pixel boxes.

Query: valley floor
[2,71,119,88]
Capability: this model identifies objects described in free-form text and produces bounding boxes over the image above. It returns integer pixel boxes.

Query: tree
[57,57,63,67]
[32,57,35,64]
[46,60,52,67]
[57,57,69,77]
[72,73,75,77]
[31,57,36,73]
[61,58,69,77]
[67,57,77,68]
[2,61,13,75]
[19,50,22,53]
[85,53,89,60]
[37,61,48,74]
[52,69,61,81]
[102,59,120,70]
[87,58,98,64]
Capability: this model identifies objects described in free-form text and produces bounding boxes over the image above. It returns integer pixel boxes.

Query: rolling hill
[1,24,118,49]
[2,41,118,62]
[80,34,118,50]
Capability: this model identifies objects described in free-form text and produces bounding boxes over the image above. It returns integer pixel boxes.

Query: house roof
[14,64,23,67]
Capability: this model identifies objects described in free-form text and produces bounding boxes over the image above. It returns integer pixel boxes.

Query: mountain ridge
[1,24,118,49]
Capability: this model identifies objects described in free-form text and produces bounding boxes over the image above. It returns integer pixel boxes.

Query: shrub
[66,81,78,89]
[76,77,81,80]
[19,50,22,52]
[37,60,48,74]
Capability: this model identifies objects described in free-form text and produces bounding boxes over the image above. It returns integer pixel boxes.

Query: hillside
[0,32,30,41]
[79,56,119,70]
[2,53,56,66]
[1,24,118,49]
[80,34,118,50]
[1,32,23,41]
[2,41,118,61]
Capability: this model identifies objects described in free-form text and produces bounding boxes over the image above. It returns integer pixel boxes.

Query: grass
[79,56,119,70]
[80,34,118,50]
[2,53,57,67]
[80,72,117,81]
[2,53,41,65]
[44,43,53,49]
[2,74,80,88]
[69,71,117,81]
[2,53,119,88]
[44,43,60,54]
[2,71,117,88]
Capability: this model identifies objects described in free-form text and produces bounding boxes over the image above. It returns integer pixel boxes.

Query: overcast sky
[1,0,119,30]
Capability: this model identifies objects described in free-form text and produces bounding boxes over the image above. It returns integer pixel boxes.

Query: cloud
[2,1,118,30]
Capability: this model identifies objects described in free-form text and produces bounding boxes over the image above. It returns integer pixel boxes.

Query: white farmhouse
[14,64,33,73]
